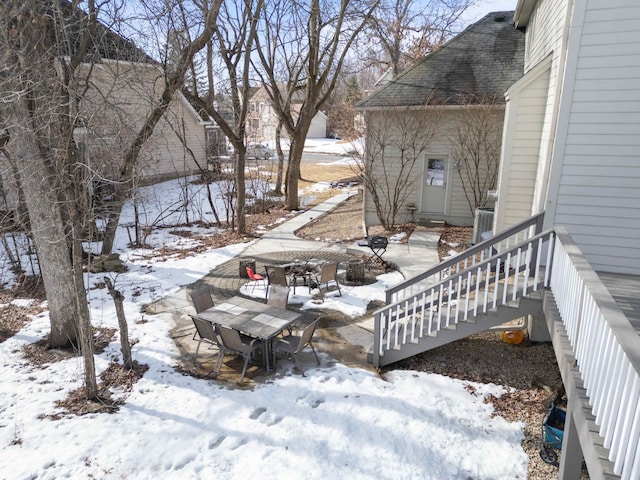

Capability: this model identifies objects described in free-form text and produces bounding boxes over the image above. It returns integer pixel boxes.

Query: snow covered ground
[0,170,528,479]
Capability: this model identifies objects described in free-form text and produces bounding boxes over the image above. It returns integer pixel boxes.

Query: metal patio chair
[266,265,288,287]
[189,287,215,339]
[215,324,261,381]
[267,284,290,310]
[272,318,320,376]
[309,262,341,301]
[190,287,215,313]
[190,315,223,371]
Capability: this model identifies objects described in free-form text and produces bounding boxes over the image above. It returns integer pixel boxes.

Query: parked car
[246,143,273,159]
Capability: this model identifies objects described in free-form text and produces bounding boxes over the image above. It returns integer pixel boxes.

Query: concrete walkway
[157,192,441,382]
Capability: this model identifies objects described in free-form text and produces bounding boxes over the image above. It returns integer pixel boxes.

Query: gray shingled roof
[356,11,524,109]
[58,0,156,64]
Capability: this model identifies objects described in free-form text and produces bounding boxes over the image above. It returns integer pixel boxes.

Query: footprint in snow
[249,407,267,419]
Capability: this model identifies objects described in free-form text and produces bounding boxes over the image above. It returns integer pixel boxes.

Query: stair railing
[372,228,556,367]
[550,227,640,480]
[373,218,640,478]
[386,212,545,304]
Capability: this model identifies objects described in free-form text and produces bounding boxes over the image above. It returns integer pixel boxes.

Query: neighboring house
[75,63,210,185]
[1,7,210,211]
[356,12,525,227]
[246,85,328,144]
[369,2,640,479]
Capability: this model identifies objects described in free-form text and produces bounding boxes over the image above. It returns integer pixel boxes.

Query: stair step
[373,293,544,366]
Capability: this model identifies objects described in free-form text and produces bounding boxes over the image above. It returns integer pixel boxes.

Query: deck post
[558,402,584,480]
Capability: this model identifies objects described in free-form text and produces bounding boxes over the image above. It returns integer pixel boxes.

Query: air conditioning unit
[472,207,494,244]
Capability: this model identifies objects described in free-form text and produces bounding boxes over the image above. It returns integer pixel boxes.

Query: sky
[0,151,529,479]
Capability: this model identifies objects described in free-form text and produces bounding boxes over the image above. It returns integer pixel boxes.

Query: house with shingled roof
[366,2,640,478]
[246,85,328,144]
[1,0,211,211]
[356,11,525,228]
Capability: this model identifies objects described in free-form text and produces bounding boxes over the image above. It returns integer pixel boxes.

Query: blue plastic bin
[543,405,566,450]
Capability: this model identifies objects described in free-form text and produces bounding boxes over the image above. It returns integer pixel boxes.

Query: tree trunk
[99,192,127,255]
[236,151,246,233]
[8,101,79,348]
[284,131,307,210]
[71,231,97,398]
[274,122,285,195]
[104,277,132,369]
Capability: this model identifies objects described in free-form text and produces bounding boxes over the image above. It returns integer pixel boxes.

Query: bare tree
[0,0,221,400]
[254,0,379,210]
[366,0,473,77]
[180,0,264,234]
[273,120,286,195]
[100,0,222,253]
[324,74,363,141]
[448,95,503,216]
[104,277,133,369]
[360,108,440,229]
[0,0,106,397]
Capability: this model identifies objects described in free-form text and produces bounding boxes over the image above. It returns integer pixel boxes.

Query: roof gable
[56,0,155,64]
[356,11,525,109]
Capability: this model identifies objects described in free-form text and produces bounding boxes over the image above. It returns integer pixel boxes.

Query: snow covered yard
[0,174,529,479]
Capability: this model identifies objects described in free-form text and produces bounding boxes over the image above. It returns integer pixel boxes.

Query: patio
[167,250,387,384]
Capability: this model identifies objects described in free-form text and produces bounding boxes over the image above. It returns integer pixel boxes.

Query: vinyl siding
[549,0,640,274]
[140,96,207,181]
[525,0,571,213]
[80,62,205,182]
[364,109,503,227]
[494,61,550,233]
[307,112,327,139]
[524,0,568,70]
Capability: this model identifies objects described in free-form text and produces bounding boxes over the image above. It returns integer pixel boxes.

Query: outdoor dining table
[196,296,301,372]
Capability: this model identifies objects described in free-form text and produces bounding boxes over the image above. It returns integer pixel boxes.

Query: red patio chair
[245,266,266,292]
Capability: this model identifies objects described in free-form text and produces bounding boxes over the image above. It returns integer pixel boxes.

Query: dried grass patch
[46,361,149,418]
[22,327,116,367]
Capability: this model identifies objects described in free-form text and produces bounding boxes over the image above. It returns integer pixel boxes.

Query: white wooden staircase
[369,213,640,480]
[369,213,549,367]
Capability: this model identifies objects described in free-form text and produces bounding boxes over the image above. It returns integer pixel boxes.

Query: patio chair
[266,265,288,287]
[272,318,320,376]
[190,315,223,371]
[267,284,290,310]
[189,287,215,339]
[190,287,215,313]
[215,324,261,381]
[245,266,266,293]
[310,262,342,302]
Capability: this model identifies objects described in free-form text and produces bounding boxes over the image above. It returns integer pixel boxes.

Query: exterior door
[420,158,448,214]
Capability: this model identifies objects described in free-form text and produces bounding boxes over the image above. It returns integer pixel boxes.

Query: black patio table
[283,259,324,293]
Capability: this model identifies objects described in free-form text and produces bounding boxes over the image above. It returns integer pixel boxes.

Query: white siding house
[78,60,209,184]
[495,0,640,477]
[0,14,210,214]
[247,86,328,144]
[356,12,525,228]
[543,0,640,274]
[371,2,640,479]
[497,0,640,274]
